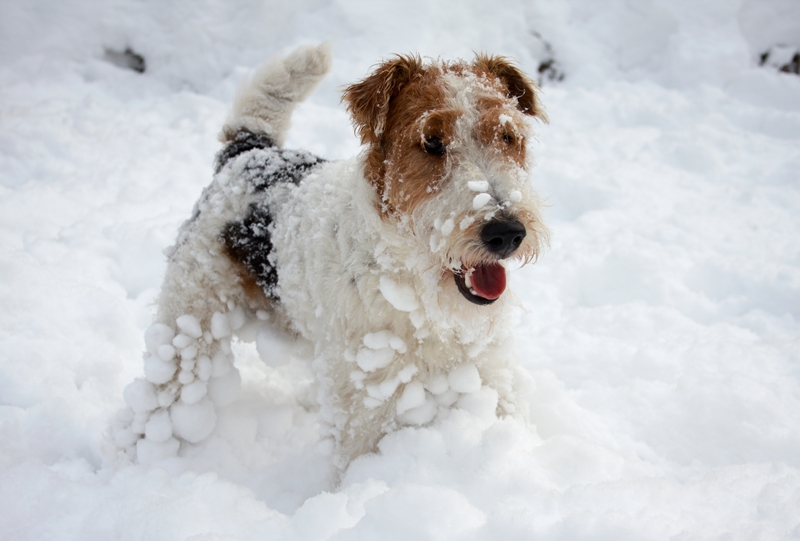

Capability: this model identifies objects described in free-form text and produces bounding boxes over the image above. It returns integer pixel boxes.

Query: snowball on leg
[170,397,217,443]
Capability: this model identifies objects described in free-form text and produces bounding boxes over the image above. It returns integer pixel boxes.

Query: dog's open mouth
[453,262,507,305]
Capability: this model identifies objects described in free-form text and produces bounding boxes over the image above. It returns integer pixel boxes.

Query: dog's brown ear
[342,55,425,145]
[474,54,548,123]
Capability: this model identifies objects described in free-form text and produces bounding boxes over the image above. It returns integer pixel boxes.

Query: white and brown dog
[112,44,549,469]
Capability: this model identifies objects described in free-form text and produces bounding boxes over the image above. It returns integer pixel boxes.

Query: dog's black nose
[481,219,526,258]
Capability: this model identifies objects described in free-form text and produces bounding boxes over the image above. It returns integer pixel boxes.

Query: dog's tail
[220,43,332,147]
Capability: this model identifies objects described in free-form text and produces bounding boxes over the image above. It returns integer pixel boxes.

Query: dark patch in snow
[537,58,565,83]
[530,30,565,84]
[759,45,800,75]
[104,47,146,73]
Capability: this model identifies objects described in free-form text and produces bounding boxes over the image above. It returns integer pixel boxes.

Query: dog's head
[343,54,549,306]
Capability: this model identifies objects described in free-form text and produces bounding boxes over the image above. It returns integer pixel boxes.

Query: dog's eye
[423,135,446,156]
[501,133,514,145]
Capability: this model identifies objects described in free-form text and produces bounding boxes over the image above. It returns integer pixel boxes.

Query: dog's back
[216,44,332,298]
[164,45,332,310]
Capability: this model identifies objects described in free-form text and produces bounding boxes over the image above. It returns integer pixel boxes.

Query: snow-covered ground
[2,0,800,539]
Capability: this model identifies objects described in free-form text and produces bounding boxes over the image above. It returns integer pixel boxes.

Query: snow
[207,366,241,407]
[123,379,159,413]
[362,330,406,353]
[210,311,232,340]
[180,380,208,405]
[355,347,395,374]
[144,354,178,385]
[396,381,426,415]
[176,315,203,339]
[472,192,493,210]
[144,324,176,354]
[170,398,217,443]
[467,180,490,192]
[448,363,482,395]
[1,0,799,539]
[378,275,419,312]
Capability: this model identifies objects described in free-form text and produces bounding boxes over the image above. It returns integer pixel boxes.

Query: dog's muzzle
[453,218,526,305]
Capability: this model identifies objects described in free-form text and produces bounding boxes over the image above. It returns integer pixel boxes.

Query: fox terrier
[112,44,549,469]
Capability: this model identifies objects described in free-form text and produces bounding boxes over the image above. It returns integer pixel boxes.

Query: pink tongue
[470,263,506,300]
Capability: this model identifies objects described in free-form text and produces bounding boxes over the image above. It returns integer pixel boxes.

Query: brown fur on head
[472,54,549,122]
[342,55,426,210]
[342,54,426,145]
[342,54,547,217]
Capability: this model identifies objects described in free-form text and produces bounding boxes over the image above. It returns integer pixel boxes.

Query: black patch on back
[215,131,277,173]
[222,204,279,296]
[218,131,326,298]
[236,147,326,192]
